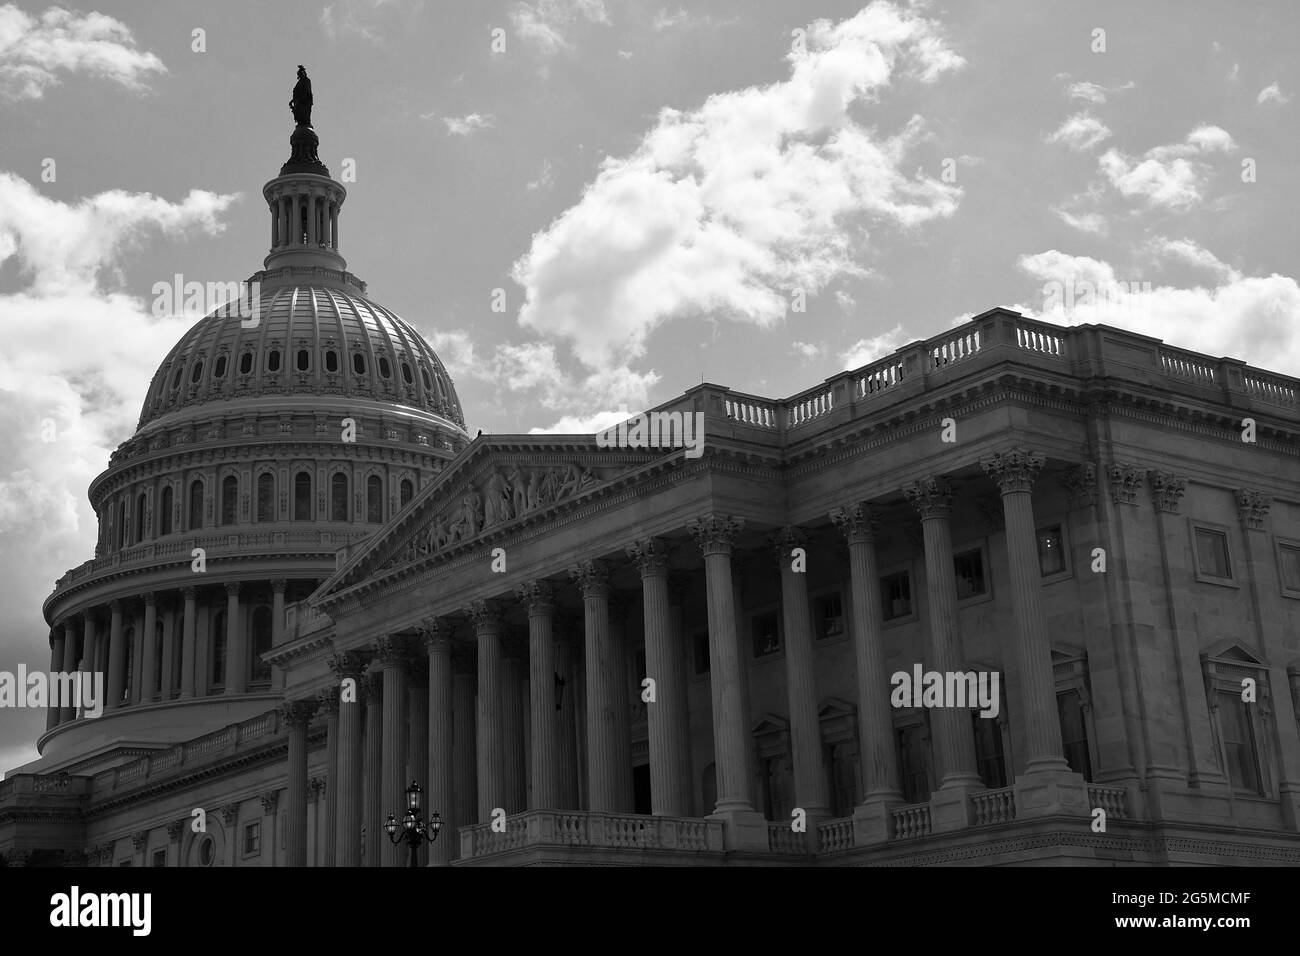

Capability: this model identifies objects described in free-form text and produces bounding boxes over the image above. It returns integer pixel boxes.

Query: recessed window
[267,349,281,373]
[325,350,339,373]
[401,362,413,384]
[366,474,383,523]
[213,355,227,378]
[243,820,261,856]
[378,356,391,378]
[1217,690,1262,793]
[420,367,432,390]
[1038,524,1065,576]
[752,610,781,658]
[353,353,366,375]
[1057,692,1093,781]
[171,366,183,389]
[1195,528,1232,579]
[294,471,312,520]
[954,549,987,599]
[330,472,349,521]
[296,349,310,371]
[221,475,238,526]
[973,711,1007,788]
[190,359,204,383]
[151,848,166,867]
[1280,544,1300,594]
[198,836,215,867]
[256,472,274,522]
[813,592,844,640]
[881,570,912,621]
[400,478,414,508]
[239,352,253,375]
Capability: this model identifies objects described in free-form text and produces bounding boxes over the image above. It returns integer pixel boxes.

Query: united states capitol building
[3,101,1300,868]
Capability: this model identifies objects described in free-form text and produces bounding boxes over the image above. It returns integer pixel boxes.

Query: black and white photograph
[0,0,1294,938]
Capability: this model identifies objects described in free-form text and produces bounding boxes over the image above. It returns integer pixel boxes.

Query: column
[271,580,287,690]
[140,594,158,703]
[225,583,246,695]
[330,652,365,866]
[666,576,694,812]
[518,582,560,810]
[772,527,831,822]
[60,618,79,722]
[361,672,383,866]
[830,503,904,840]
[554,628,580,809]
[330,203,339,250]
[608,595,635,812]
[627,540,691,816]
[687,516,766,849]
[269,199,277,247]
[107,601,125,709]
[500,637,527,813]
[452,648,477,846]
[422,620,455,865]
[179,588,197,699]
[468,601,505,821]
[406,654,430,867]
[306,194,318,246]
[79,615,98,719]
[47,627,65,730]
[282,698,317,866]
[376,635,408,867]
[159,601,175,700]
[261,792,280,866]
[571,561,622,812]
[317,688,340,867]
[129,607,144,702]
[904,477,980,829]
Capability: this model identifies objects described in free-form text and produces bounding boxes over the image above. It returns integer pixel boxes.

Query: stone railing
[459,810,724,860]
[766,823,811,855]
[891,803,931,840]
[787,385,834,428]
[724,394,779,429]
[816,818,855,853]
[971,787,1017,826]
[1087,784,1128,820]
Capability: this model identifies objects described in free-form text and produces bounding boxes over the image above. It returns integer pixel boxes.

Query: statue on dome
[290,65,313,127]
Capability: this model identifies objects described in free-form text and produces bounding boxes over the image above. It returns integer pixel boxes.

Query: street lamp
[384,781,444,868]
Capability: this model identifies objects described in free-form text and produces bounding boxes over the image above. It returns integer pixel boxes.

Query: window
[188,479,204,530]
[159,485,173,535]
[1280,543,1300,595]
[378,356,391,378]
[294,471,312,520]
[1195,528,1232,579]
[221,475,238,526]
[353,353,366,375]
[330,473,349,521]
[296,349,309,371]
[250,606,272,684]
[211,610,227,689]
[366,475,383,523]
[420,366,432,390]
[213,355,227,378]
[752,610,780,658]
[401,362,413,384]
[243,821,261,856]
[1038,524,1065,576]
[151,849,166,867]
[973,711,1007,788]
[400,478,414,508]
[266,349,281,373]
[954,548,987,599]
[198,837,215,867]
[256,472,274,522]
[881,570,912,621]
[190,359,204,383]
[692,630,709,676]
[813,592,844,641]
[135,492,146,542]
[825,741,859,817]
[325,350,339,373]
[171,366,183,389]
[761,755,793,822]
[1057,692,1093,781]
[1218,691,1262,793]
[896,722,931,804]
[239,351,253,375]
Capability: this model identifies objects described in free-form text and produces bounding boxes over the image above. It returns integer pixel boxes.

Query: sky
[0,0,1296,769]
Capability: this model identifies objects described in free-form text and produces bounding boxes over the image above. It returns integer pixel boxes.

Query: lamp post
[384,781,444,868]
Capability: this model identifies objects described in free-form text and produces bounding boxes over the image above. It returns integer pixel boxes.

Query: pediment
[1202,638,1267,669]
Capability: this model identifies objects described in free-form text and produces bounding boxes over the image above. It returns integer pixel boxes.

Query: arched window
[188,479,204,530]
[420,366,432,390]
[171,366,184,390]
[366,475,383,523]
[159,485,173,535]
[256,472,275,522]
[400,478,414,508]
[401,362,413,384]
[239,351,253,375]
[221,475,238,526]
[378,356,391,379]
[296,349,310,371]
[135,492,147,542]
[330,473,348,521]
[214,355,227,378]
[211,610,227,690]
[250,606,273,684]
[353,353,366,375]
[325,350,339,373]
[267,350,281,373]
[294,471,312,520]
[190,359,204,383]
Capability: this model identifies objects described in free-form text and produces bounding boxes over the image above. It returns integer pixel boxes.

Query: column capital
[626,538,673,576]
[180,586,197,601]
[142,592,157,608]
[768,526,807,562]
[224,581,242,597]
[131,830,148,850]
[309,777,326,803]
[1235,488,1272,531]
[570,559,611,598]
[317,686,340,716]
[1107,463,1145,506]
[418,617,455,652]
[279,697,318,727]
[109,598,124,613]
[327,649,367,681]
[373,634,408,667]
[981,449,1045,495]
[516,580,556,615]
[466,599,506,633]
[359,670,383,704]
[1057,461,1099,508]
[270,579,288,594]
[220,804,240,826]
[166,820,185,843]
[829,503,879,544]
[904,476,954,519]
[1147,470,1188,513]
[687,515,745,556]
[260,790,280,814]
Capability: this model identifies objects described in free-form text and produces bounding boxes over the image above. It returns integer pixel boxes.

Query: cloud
[527,158,554,191]
[791,340,822,359]
[0,3,166,101]
[510,0,609,57]
[843,323,908,369]
[527,408,632,434]
[652,8,738,31]
[1046,112,1111,151]
[1053,208,1107,235]
[1063,79,1134,105]
[1097,125,1235,210]
[1015,249,1300,375]
[320,0,420,44]
[1146,236,1236,280]
[1257,82,1291,105]
[438,112,495,136]
[510,2,964,371]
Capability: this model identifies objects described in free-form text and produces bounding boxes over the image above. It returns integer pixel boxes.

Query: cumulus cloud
[0,3,166,101]
[1257,82,1291,105]
[1063,79,1134,105]
[510,0,609,57]
[843,323,908,369]
[319,0,420,44]
[1015,249,1300,375]
[652,8,738,31]
[1053,208,1107,235]
[1146,236,1236,280]
[439,112,495,136]
[511,2,964,372]
[1097,125,1235,210]
[527,158,555,191]
[1046,112,1111,151]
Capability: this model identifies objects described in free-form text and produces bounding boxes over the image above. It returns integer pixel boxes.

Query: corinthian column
[317,687,340,867]
[60,618,79,722]
[107,601,125,710]
[179,588,196,699]
[570,560,622,813]
[467,600,506,821]
[140,594,157,704]
[518,582,561,811]
[282,697,318,867]
[421,620,455,865]
[375,635,408,867]
[225,583,246,695]
[452,645,477,845]
[330,651,365,866]
[361,672,383,866]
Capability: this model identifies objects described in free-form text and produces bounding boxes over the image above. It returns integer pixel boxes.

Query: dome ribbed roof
[139,285,466,431]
